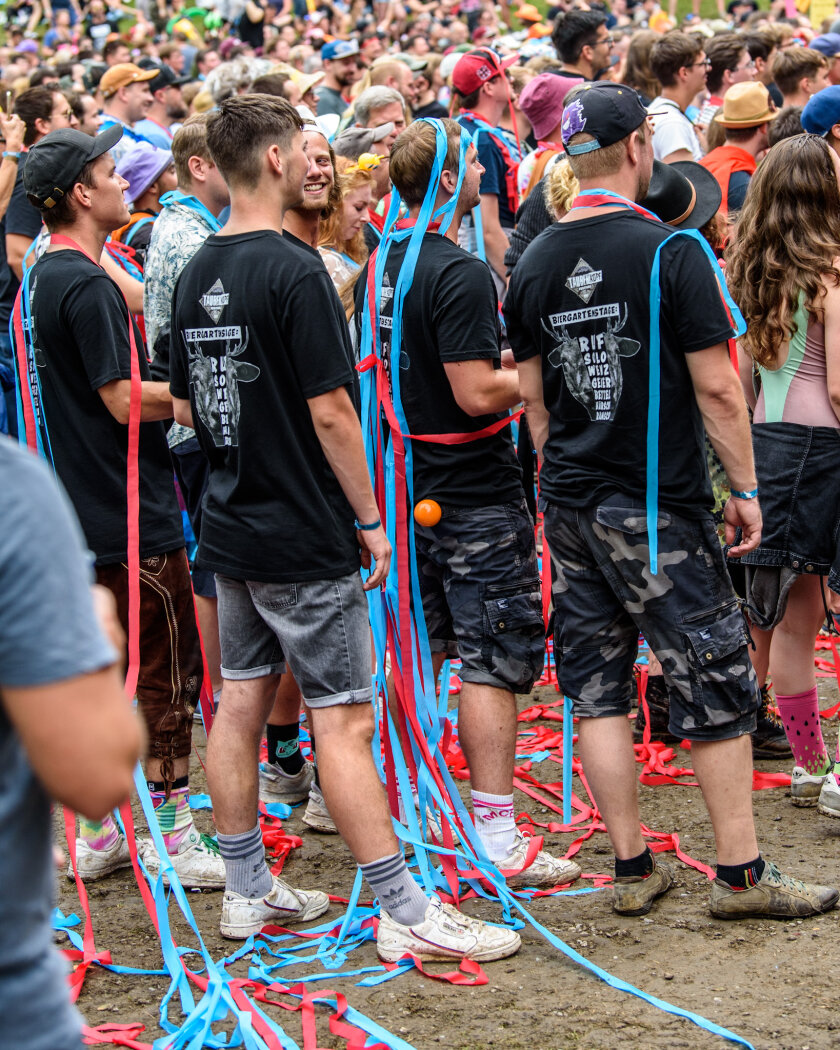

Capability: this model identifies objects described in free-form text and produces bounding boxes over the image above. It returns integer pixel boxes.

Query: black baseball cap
[24,125,123,210]
[137,58,192,93]
[561,82,648,156]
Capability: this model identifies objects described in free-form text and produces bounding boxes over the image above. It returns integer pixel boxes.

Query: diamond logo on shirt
[200,278,230,324]
[565,258,603,304]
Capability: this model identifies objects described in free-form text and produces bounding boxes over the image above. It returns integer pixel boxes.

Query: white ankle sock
[472,790,516,861]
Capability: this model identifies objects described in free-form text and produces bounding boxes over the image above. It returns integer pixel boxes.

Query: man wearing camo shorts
[356,117,580,888]
[506,82,838,919]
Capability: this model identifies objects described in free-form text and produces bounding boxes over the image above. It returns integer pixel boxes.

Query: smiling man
[281,120,337,249]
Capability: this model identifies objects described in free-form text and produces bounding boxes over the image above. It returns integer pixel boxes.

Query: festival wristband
[355,518,381,531]
[730,487,758,500]
[2,151,20,161]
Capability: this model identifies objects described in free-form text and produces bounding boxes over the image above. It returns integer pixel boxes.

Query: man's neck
[406,199,466,244]
[282,207,320,247]
[783,90,809,107]
[560,62,590,80]
[561,172,641,220]
[181,182,223,217]
[464,98,504,126]
[145,103,169,127]
[323,74,343,94]
[104,103,132,126]
[661,83,693,112]
[47,222,107,263]
[220,189,286,237]
[726,136,761,160]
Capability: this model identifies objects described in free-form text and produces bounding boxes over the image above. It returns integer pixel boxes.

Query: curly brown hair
[725,134,840,368]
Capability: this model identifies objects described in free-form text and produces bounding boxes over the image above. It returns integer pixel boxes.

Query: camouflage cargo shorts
[415,498,546,695]
[543,494,759,742]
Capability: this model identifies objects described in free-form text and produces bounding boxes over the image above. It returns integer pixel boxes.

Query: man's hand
[357,525,391,590]
[0,113,25,154]
[724,497,762,557]
[91,584,125,654]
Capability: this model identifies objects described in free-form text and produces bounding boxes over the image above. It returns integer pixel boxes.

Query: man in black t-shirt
[19,125,226,893]
[170,96,519,964]
[355,118,579,891]
[506,82,838,921]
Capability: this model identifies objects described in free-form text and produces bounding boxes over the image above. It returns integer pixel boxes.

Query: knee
[312,703,375,750]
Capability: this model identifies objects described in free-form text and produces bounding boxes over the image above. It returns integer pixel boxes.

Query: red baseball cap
[451,48,518,96]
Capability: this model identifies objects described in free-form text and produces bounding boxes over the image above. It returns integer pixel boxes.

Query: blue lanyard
[159,190,222,232]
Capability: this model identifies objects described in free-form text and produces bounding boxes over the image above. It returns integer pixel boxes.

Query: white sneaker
[818,773,840,817]
[259,761,314,804]
[791,765,829,807]
[138,829,227,889]
[498,831,582,888]
[377,896,521,963]
[68,834,132,881]
[301,785,337,833]
[220,875,330,939]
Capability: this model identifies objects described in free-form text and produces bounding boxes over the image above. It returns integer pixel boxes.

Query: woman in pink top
[728,134,840,816]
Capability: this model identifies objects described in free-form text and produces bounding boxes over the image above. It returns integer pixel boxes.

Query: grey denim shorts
[215,571,373,708]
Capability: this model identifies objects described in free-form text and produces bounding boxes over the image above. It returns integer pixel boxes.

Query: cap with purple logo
[561,82,648,156]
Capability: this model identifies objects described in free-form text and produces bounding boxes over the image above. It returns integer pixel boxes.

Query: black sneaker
[751,683,792,760]
[633,675,680,744]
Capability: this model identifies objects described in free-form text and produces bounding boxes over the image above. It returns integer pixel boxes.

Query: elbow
[109,399,132,425]
[455,393,493,417]
[173,403,193,428]
[829,387,840,420]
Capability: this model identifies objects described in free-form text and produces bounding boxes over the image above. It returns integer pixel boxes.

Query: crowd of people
[3,0,840,1047]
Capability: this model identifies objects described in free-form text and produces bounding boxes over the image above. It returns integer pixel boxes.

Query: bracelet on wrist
[2,151,20,162]
[730,487,758,500]
[355,518,381,531]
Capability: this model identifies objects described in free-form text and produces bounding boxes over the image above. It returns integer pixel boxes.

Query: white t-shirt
[648,97,703,162]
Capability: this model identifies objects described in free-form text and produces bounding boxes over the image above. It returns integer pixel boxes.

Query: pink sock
[775,688,830,775]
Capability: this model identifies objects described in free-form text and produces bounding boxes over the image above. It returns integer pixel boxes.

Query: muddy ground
[56,675,840,1050]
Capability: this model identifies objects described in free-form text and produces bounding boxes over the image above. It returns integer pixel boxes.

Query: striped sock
[149,777,196,855]
[716,856,765,890]
[217,823,274,899]
[79,813,120,852]
[361,852,428,926]
[472,790,516,861]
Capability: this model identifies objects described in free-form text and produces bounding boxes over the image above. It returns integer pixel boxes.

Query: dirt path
[57,678,840,1050]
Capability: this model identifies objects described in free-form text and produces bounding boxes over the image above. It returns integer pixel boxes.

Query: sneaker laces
[764,861,808,893]
[197,833,221,856]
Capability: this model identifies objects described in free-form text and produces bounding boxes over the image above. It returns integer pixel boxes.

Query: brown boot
[633,675,680,744]
[751,683,792,761]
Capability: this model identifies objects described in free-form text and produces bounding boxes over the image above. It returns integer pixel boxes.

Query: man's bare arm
[516,356,549,465]
[98,379,173,424]
[443,358,520,416]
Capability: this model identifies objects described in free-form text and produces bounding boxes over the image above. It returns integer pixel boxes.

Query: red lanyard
[458,110,520,216]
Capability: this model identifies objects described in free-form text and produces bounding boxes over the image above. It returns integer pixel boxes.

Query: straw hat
[714,82,778,128]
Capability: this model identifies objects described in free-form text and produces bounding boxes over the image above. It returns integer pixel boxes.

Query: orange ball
[413,499,442,527]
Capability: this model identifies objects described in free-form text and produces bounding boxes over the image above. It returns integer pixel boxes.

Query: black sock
[147,774,189,793]
[716,856,765,889]
[615,847,654,879]
[266,722,305,775]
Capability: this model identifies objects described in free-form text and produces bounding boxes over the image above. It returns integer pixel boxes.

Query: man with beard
[315,40,361,119]
[505,82,839,921]
[134,62,192,150]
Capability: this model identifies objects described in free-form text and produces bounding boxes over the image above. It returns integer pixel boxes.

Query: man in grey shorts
[506,82,838,920]
[170,94,520,963]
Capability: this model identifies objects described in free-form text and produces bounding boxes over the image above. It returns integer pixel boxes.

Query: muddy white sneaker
[220,875,330,939]
[499,831,582,888]
[259,761,314,804]
[818,774,840,817]
[68,834,132,881]
[301,785,337,833]
[377,896,521,963]
[791,766,829,807]
[138,829,227,889]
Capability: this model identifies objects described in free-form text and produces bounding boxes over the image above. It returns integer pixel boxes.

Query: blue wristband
[355,518,381,531]
[730,487,758,500]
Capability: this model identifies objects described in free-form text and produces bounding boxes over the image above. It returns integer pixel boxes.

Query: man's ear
[34,116,51,138]
[440,166,458,194]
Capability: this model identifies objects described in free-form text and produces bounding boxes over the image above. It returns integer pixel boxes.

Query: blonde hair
[544,157,580,218]
[318,157,375,264]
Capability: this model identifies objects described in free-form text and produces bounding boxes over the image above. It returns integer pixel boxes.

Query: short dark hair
[28,67,59,88]
[650,31,704,87]
[206,93,304,190]
[14,85,54,146]
[725,123,763,143]
[250,73,291,97]
[38,158,96,230]
[705,32,746,94]
[389,117,463,207]
[551,9,607,65]
[742,30,774,63]
[773,46,826,97]
[767,104,803,146]
[102,39,127,62]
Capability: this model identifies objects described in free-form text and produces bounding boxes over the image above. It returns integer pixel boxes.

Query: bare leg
[207,676,279,834]
[692,734,759,865]
[194,594,222,696]
[578,715,646,860]
[769,574,825,696]
[748,624,772,688]
[266,671,304,726]
[458,682,517,795]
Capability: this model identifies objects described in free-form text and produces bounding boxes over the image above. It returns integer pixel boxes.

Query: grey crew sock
[217,823,274,899]
[361,852,429,927]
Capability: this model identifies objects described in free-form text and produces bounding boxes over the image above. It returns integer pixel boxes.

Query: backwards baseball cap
[116,140,173,203]
[451,47,518,96]
[100,62,158,100]
[809,33,840,59]
[137,58,191,93]
[561,82,648,155]
[519,72,582,141]
[801,84,840,136]
[24,125,123,210]
[321,39,360,61]
[332,122,395,160]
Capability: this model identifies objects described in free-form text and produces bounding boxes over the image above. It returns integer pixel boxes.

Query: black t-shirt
[354,233,522,507]
[170,229,361,584]
[505,213,737,516]
[25,250,183,562]
[413,100,449,120]
[7,164,42,243]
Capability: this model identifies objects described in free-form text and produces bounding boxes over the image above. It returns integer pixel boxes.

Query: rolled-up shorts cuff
[675,712,757,743]
[221,660,286,680]
[460,667,530,693]
[305,685,373,709]
[429,638,459,658]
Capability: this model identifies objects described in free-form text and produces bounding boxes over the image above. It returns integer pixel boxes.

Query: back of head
[772,45,825,96]
[206,93,303,190]
[14,84,53,146]
[650,31,703,88]
[172,111,212,187]
[621,29,661,99]
[355,85,403,126]
[767,104,803,146]
[550,9,606,65]
[389,117,462,207]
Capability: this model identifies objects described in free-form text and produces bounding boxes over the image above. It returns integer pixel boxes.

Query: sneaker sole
[791,795,821,808]
[220,894,330,939]
[67,857,132,882]
[376,933,521,963]
[301,815,338,833]
[259,788,312,804]
[818,801,840,818]
[507,862,582,889]
[710,892,840,920]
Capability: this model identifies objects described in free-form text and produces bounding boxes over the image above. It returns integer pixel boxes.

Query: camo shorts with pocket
[543,493,759,742]
[415,498,546,695]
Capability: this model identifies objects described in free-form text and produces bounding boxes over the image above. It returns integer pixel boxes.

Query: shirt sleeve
[60,272,136,389]
[504,263,539,362]
[650,109,697,161]
[0,443,116,687]
[727,171,751,214]
[475,129,504,199]
[662,236,736,353]
[5,174,43,240]
[433,256,500,363]
[281,269,356,399]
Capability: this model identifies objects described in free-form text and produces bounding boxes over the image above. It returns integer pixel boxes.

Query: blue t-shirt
[457,114,523,227]
[0,437,116,1050]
